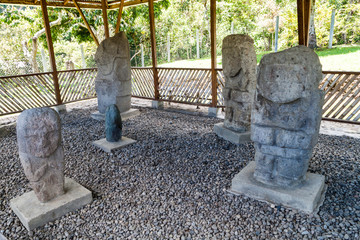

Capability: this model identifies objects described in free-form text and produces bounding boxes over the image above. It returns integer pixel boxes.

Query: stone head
[95,32,130,76]
[222,34,256,90]
[17,107,61,158]
[257,45,322,104]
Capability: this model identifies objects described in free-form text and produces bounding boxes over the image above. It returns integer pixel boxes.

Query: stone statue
[16,107,64,202]
[222,34,257,133]
[105,104,122,142]
[251,45,324,187]
[95,32,132,114]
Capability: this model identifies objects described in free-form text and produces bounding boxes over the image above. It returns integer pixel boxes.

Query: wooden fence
[1,68,360,123]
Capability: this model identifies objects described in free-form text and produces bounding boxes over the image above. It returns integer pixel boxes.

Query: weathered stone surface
[16,107,64,203]
[105,104,122,142]
[95,32,132,114]
[251,45,324,187]
[221,34,257,133]
[92,137,136,153]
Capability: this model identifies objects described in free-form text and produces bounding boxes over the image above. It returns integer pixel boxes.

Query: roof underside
[0,0,153,9]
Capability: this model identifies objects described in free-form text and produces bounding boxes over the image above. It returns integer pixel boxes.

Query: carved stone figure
[222,34,257,133]
[105,104,122,142]
[17,107,64,202]
[95,32,132,114]
[251,45,324,187]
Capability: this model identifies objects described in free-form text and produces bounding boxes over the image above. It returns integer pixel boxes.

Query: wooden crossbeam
[73,0,100,46]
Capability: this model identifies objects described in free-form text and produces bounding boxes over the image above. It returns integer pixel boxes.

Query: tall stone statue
[105,104,122,142]
[214,34,257,144]
[230,46,326,213]
[251,45,324,187]
[17,107,64,203]
[95,32,132,114]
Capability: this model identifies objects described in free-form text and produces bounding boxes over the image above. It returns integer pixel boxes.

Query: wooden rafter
[40,0,62,105]
[73,0,100,46]
[115,0,125,34]
[0,0,157,9]
[101,0,110,39]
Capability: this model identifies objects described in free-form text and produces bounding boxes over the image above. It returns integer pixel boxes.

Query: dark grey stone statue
[251,45,324,187]
[105,104,122,142]
[17,107,64,202]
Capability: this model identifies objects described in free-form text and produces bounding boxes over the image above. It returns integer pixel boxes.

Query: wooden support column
[40,0,62,105]
[101,0,110,39]
[148,0,160,100]
[297,0,312,46]
[210,0,217,107]
[73,0,99,46]
[304,0,312,46]
[115,0,124,34]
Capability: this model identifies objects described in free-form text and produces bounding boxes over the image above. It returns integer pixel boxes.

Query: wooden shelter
[4,1,358,124]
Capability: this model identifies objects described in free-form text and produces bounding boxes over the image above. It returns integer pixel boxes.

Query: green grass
[314,45,360,57]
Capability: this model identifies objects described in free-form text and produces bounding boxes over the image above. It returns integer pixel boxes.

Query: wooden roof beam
[101,0,110,39]
[115,0,124,34]
[73,0,100,46]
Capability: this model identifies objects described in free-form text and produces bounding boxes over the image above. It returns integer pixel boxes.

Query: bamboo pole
[148,0,160,100]
[115,0,124,34]
[101,0,110,39]
[40,0,62,105]
[210,0,217,107]
[73,0,99,46]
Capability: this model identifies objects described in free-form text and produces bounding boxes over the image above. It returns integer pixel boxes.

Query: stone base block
[91,108,140,121]
[0,233,7,240]
[10,178,92,231]
[152,100,164,109]
[214,122,251,144]
[208,107,220,117]
[92,136,136,152]
[230,161,326,214]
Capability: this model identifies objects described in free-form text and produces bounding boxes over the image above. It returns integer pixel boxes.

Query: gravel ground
[0,106,359,239]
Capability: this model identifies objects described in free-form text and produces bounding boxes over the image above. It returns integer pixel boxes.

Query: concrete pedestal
[91,108,140,121]
[152,100,164,109]
[51,104,67,113]
[208,107,220,117]
[214,122,251,144]
[92,136,136,152]
[230,161,326,214]
[10,178,92,231]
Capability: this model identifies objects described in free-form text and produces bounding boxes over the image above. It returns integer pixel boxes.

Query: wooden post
[297,0,305,46]
[73,0,99,46]
[328,9,336,49]
[231,21,234,34]
[115,0,124,34]
[40,0,62,105]
[297,0,311,46]
[148,0,159,99]
[304,0,312,46]
[101,0,110,39]
[210,0,217,107]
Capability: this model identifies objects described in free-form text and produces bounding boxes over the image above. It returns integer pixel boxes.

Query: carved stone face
[17,108,61,158]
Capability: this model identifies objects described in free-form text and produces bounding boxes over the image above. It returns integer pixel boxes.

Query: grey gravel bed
[0,106,359,239]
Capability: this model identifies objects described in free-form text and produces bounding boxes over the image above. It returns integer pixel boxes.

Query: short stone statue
[222,34,257,133]
[95,32,132,114]
[251,45,324,187]
[105,104,122,142]
[17,107,64,202]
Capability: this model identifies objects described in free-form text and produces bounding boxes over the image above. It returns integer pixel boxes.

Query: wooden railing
[1,68,360,123]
